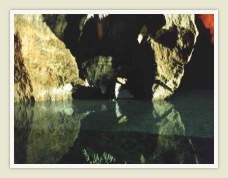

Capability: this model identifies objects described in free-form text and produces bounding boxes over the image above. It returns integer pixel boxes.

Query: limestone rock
[14,14,199,101]
[76,14,199,100]
[150,14,199,100]
[76,15,159,99]
[81,56,115,86]
[14,14,82,102]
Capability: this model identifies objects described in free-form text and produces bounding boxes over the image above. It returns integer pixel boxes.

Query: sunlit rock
[150,14,199,100]
[14,14,82,102]
[137,34,143,44]
[114,78,127,99]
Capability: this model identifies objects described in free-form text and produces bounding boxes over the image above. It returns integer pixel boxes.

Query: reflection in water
[14,91,214,164]
[152,101,197,164]
[14,100,90,164]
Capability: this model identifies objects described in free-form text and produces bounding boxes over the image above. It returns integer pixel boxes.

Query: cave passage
[41,14,214,101]
[56,14,166,100]
[63,14,212,100]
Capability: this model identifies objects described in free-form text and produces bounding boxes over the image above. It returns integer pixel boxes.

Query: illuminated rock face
[76,14,199,100]
[150,14,199,100]
[14,14,82,102]
[14,14,199,101]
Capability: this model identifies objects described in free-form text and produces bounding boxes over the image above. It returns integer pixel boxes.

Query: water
[14,90,214,164]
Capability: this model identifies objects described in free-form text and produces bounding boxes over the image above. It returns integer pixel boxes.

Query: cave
[42,14,166,100]
[37,14,212,101]
[13,13,215,165]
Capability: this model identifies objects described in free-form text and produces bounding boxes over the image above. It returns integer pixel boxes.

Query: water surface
[14,90,214,164]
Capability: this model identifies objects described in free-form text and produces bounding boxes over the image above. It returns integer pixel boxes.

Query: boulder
[150,14,199,100]
[14,14,83,102]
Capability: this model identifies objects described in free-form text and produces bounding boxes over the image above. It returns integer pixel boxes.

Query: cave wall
[14,14,213,102]
[41,14,213,93]
[42,14,67,41]
[70,14,165,99]
[65,14,199,100]
[14,14,83,102]
[150,14,199,100]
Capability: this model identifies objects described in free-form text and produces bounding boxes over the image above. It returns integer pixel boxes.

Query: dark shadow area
[179,15,214,91]
[14,102,34,164]
[155,25,178,49]
[67,14,166,99]
[64,14,85,57]
[42,14,167,99]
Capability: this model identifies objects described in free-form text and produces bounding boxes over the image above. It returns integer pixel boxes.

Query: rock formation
[14,14,82,102]
[74,14,161,99]
[150,14,199,100]
[81,56,115,86]
[151,100,197,164]
[72,14,199,100]
[42,14,67,41]
[14,14,199,101]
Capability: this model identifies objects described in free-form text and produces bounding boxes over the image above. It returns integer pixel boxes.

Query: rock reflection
[14,100,89,164]
[14,98,213,164]
[151,100,197,164]
[115,102,128,124]
[14,103,34,164]
[59,100,202,164]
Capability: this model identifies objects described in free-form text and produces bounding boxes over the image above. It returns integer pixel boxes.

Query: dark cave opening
[42,14,214,100]
[178,15,214,91]
[63,14,166,100]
